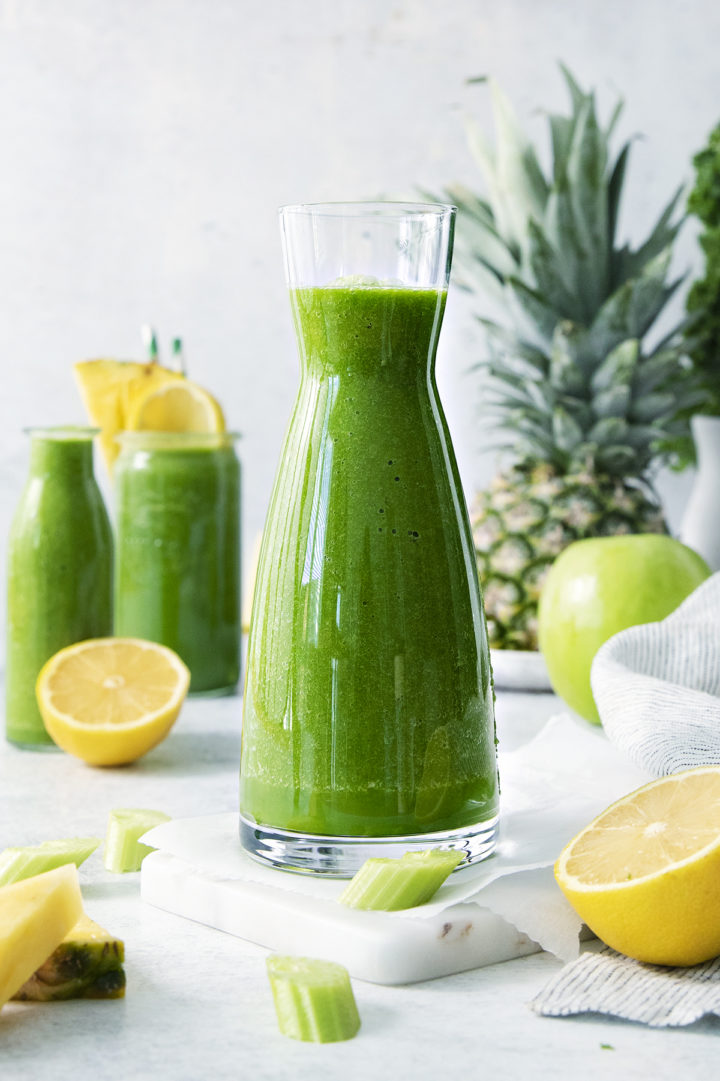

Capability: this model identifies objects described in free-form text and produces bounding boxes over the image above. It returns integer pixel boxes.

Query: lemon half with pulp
[36,638,190,767]
[555,766,720,966]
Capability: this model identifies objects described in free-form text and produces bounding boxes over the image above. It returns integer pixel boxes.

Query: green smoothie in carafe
[240,282,498,838]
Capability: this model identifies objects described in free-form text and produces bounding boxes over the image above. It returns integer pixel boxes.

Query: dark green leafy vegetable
[686,122,720,418]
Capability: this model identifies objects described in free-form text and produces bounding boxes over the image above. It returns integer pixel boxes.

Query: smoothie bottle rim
[114,430,241,451]
[24,425,100,442]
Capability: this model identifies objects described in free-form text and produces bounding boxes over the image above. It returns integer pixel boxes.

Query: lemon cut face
[127,380,225,434]
[36,638,190,767]
[555,767,720,966]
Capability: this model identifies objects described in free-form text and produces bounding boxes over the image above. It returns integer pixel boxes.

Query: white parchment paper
[142,714,652,961]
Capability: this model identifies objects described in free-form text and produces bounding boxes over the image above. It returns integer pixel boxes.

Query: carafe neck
[290,285,447,381]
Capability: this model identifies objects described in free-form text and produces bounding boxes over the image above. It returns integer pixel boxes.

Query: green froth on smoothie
[240,284,498,838]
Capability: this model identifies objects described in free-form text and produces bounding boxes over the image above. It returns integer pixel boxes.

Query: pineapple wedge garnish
[13,913,125,1001]
[74,359,184,474]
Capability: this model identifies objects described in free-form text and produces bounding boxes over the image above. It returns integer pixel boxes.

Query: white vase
[680,414,720,571]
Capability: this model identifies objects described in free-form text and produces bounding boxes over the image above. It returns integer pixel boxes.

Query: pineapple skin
[12,914,126,1001]
[472,464,667,651]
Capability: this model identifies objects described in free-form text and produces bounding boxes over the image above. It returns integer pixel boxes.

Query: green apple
[538,534,711,724]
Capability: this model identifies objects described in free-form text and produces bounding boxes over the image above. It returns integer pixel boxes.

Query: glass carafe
[240,202,498,874]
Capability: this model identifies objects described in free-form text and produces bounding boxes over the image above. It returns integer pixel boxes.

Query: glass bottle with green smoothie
[240,202,499,874]
[5,427,113,747]
[114,431,241,695]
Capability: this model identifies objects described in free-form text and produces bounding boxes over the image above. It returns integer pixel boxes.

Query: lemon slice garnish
[127,379,225,433]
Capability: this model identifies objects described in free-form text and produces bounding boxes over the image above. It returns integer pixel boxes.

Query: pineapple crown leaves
[432,64,696,479]
[481,320,704,476]
[447,65,685,315]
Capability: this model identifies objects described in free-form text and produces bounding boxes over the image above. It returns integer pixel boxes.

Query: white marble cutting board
[139,717,651,984]
[141,849,540,985]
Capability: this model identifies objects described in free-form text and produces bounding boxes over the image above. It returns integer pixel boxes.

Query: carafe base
[239,814,498,877]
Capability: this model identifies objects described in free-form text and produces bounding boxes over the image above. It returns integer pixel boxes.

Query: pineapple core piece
[13,913,125,1000]
[0,864,83,1009]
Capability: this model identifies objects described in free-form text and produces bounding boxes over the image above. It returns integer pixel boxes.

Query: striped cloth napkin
[591,572,720,777]
[532,946,720,1027]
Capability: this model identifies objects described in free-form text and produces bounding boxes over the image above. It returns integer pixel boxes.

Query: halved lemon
[36,639,190,767]
[555,766,720,966]
[127,379,225,433]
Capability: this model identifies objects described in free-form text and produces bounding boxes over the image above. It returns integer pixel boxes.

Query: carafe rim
[279,201,456,220]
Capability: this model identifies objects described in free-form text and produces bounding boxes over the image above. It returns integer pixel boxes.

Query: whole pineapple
[441,67,701,651]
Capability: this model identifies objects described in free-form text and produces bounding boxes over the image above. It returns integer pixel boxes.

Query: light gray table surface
[1,687,718,1080]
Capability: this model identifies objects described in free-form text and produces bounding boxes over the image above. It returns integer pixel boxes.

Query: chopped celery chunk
[104,808,170,873]
[400,849,466,871]
[266,955,360,1043]
[338,848,464,910]
[0,837,101,887]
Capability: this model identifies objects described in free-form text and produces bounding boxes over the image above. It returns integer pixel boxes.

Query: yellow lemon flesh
[36,638,190,767]
[127,379,225,434]
[74,360,184,472]
[555,767,720,966]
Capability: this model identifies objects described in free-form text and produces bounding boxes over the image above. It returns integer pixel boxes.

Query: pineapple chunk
[13,914,125,1001]
[0,864,83,1009]
[73,359,184,473]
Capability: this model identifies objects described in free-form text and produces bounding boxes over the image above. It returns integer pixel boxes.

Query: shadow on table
[80,876,140,904]
[132,729,242,775]
[351,1000,399,1036]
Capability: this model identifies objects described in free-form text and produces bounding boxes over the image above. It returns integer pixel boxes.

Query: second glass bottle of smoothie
[114,431,241,695]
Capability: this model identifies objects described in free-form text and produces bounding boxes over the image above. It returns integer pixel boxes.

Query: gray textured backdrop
[1,0,717,652]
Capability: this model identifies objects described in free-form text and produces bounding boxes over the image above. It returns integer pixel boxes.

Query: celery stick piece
[401,849,465,871]
[104,809,170,873]
[0,837,101,887]
[266,956,360,1043]
[338,848,464,910]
